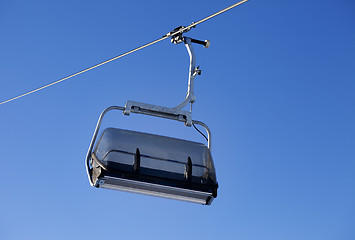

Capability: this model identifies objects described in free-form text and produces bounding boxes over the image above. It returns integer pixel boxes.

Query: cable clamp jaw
[165,25,195,39]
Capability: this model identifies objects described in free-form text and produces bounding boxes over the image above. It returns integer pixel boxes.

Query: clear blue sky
[0,0,354,239]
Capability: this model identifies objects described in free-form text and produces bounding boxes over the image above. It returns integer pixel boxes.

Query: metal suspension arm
[174,37,209,111]
[123,36,209,126]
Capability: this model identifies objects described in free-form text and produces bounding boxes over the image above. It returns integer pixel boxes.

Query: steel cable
[0,0,249,106]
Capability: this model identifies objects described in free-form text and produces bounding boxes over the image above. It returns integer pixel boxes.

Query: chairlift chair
[86,35,218,205]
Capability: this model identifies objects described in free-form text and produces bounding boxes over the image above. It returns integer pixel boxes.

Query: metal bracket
[123,100,193,126]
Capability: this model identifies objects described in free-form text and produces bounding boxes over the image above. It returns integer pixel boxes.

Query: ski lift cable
[0,0,249,106]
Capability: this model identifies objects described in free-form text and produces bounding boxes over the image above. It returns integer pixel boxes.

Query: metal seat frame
[85,105,212,187]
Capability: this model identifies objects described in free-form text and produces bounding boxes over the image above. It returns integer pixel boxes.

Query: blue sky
[0,0,354,239]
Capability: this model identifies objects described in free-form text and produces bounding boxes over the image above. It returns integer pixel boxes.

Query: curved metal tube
[85,106,125,186]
